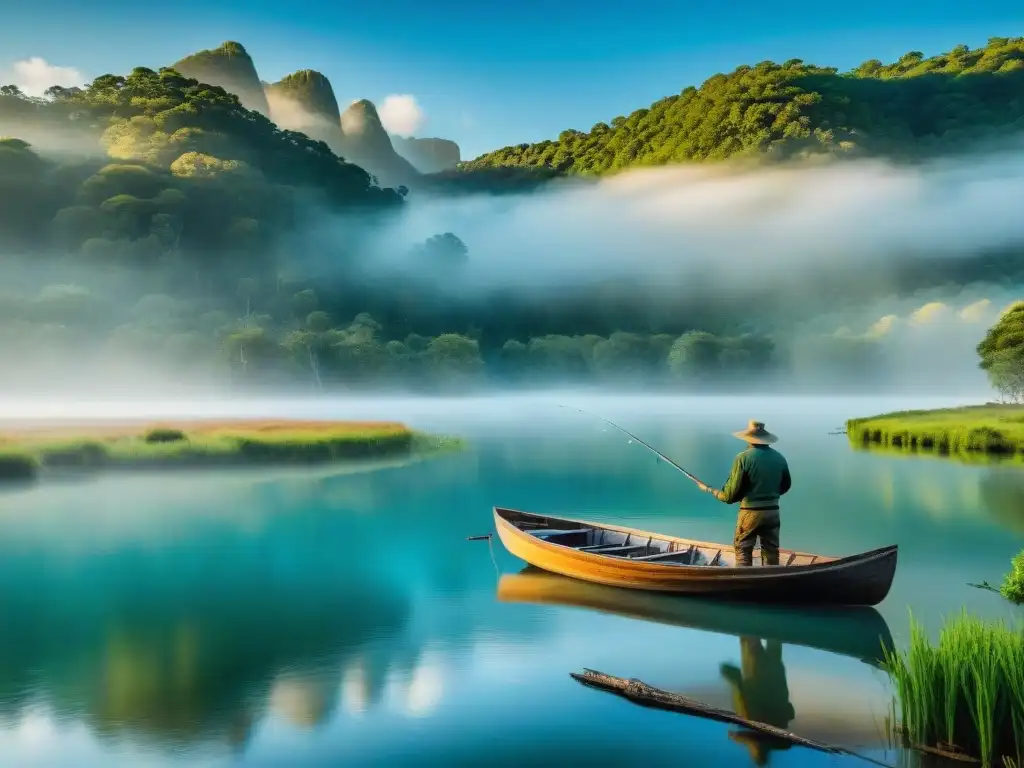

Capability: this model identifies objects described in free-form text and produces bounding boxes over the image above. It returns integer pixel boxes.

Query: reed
[883,611,1024,766]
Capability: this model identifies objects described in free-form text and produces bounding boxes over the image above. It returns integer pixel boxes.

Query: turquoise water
[0,395,1020,767]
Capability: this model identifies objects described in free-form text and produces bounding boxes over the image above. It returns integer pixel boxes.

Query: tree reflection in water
[979,467,1024,533]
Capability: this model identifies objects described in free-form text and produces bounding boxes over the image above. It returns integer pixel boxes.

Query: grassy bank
[846,405,1024,459]
[0,419,463,481]
[884,613,1023,766]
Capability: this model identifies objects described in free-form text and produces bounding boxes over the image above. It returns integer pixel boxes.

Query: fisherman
[696,420,791,567]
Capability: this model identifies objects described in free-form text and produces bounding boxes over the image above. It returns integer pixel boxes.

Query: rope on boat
[558,405,709,489]
[467,532,500,576]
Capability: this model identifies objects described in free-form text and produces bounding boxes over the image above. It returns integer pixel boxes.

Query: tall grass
[883,612,1024,766]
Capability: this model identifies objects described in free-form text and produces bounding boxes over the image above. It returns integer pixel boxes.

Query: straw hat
[733,420,778,445]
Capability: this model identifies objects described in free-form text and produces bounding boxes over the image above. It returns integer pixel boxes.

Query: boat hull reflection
[498,567,894,667]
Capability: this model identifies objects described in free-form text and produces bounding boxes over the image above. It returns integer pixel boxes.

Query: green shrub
[0,452,38,481]
[1003,551,1024,604]
[39,440,109,468]
[144,428,187,444]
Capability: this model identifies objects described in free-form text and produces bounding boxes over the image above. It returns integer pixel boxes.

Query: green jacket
[713,445,791,510]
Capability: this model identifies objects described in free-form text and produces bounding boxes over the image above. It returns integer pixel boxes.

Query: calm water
[0,395,1021,767]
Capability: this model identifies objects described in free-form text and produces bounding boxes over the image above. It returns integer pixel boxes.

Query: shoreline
[846,403,1024,461]
[0,419,464,482]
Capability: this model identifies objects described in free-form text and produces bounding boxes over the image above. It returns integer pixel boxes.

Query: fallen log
[570,668,894,768]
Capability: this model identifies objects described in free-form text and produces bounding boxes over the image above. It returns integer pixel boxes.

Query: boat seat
[587,545,649,556]
[529,528,592,538]
[632,549,692,563]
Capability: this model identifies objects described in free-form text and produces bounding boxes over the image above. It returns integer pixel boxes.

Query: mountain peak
[266,70,341,124]
[218,41,249,57]
[172,41,269,115]
[342,99,384,132]
[339,99,418,186]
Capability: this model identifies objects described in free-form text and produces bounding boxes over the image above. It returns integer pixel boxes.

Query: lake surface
[0,394,1021,767]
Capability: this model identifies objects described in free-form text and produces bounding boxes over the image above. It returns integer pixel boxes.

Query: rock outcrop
[339,99,419,187]
[172,41,270,115]
[265,70,344,147]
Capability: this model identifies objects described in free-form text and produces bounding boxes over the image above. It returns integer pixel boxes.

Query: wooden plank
[632,550,692,562]
[588,545,649,557]
[577,543,626,552]
[529,528,589,537]
[532,528,598,540]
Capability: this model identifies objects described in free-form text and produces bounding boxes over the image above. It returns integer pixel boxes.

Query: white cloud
[3,57,84,97]
[377,94,425,136]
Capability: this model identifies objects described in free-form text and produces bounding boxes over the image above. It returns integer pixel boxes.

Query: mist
[3,94,1022,399]
[351,141,1024,297]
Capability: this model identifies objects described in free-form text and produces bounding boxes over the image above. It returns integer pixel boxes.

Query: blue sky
[1,0,1021,159]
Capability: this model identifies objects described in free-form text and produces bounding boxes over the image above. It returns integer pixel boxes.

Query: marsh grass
[847,405,1024,460]
[883,612,1024,766]
[0,420,459,476]
[0,451,38,480]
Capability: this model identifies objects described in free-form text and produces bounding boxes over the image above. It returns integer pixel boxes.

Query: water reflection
[0,401,1020,766]
[499,568,892,766]
[721,637,795,765]
[979,467,1024,533]
[497,568,894,666]
[0,523,412,752]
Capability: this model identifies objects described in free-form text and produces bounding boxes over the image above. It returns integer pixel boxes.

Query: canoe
[498,567,895,667]
[492,507,898,606]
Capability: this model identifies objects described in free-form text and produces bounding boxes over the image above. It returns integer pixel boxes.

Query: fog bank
[346,142,1024,298]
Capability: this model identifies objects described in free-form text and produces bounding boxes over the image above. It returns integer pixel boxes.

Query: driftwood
[570,668,894,768]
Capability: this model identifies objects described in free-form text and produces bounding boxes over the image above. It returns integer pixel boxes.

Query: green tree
[462,37,1024,175]
[977,302,1024,402]
[668,331,723,379]
[424,334,484,384]
[416,233,469,266]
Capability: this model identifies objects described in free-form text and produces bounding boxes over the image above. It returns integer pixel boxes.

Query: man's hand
[697,482,710,493]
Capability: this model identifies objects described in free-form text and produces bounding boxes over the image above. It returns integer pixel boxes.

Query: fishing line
[467,533,500,577]
[557,405,709,489]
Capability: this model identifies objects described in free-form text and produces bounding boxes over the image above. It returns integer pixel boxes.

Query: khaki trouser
[734,508,780,567]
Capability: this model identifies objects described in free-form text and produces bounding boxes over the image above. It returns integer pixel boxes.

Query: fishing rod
[558,405,710,489]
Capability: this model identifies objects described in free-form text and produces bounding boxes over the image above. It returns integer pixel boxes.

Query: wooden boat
[498,567,895,667]
[493,507,898,606]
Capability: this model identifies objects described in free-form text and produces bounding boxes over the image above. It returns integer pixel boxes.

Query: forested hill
[0,66,401,260]
[461,37,1024,175]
